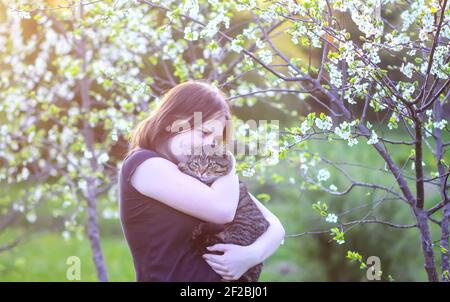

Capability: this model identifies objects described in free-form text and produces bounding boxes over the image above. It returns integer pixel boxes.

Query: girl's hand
[202,243,258,281]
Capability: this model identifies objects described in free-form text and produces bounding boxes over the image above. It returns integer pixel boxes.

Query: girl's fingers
[206,243,229,252]
[213,267,233,280]
[205,259,229,274]
[202,254,223,266]
[221,275,235,281]
[205,260,234,280]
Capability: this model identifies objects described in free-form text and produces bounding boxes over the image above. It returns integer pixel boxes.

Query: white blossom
[234,0,256,11]
[442,22,450,39]
[102,208,119,219]
[300,120,311,134]
[317,169,331,182]
[384,32,410,51]
[11,10,31,19]
[19,167,29,181]
[400,62,414,78]
[230,38,243,53]
[62,231,71,241]
[201,10,230,38]
[98,153,109,164]
[243,24,259,40]
[242,167,255,177]
[433,120,448,130]
[388,112,399,130]
[258,49,273,65]
[348,137,359,147]
[334,120,358,146]
[84,150,93,159]
[315,116,333,130]
[367,130,379,145]
[400,83,416,99]
[326,213,338,223]
[184,26,199,41]
[26,212,37,224]
[431,46,450,79]
[420,11,435,40]
[181,0,200,18]
[328,63,342,88]
[265,150,279,166]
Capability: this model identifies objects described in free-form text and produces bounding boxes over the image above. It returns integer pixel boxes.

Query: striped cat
[177,144,270,282]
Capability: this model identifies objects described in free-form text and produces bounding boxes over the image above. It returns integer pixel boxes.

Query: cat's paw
[177,162,187,170]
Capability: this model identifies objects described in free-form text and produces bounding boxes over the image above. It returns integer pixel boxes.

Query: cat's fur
[177,144,270,282]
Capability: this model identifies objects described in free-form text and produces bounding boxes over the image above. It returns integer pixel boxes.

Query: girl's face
[165,115,227,163]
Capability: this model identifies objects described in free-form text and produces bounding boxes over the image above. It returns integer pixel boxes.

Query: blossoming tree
[1,0,171,281]
[133,0,450,282]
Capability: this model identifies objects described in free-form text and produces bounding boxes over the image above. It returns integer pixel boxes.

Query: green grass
[0,228,303,282]
[0,229,135,281]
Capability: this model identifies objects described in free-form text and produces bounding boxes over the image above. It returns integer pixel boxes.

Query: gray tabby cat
[177,144,270,282]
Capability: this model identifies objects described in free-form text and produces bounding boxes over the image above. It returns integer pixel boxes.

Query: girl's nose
[202,135,216,146]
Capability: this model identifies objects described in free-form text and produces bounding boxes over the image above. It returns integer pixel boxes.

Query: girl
[118,80,285,281]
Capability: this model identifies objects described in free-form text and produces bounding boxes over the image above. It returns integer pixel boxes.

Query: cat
[177,144,270,282]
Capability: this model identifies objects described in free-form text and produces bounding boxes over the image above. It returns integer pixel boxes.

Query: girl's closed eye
[201,129,212,137]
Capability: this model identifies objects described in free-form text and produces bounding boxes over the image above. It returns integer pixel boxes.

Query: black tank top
[118,148,222,282]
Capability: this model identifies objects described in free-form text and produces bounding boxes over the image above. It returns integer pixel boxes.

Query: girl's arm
[130,152,239,224]
[202,193,285,281]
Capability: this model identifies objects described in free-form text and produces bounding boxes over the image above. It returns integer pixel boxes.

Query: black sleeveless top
[118,148,222,282]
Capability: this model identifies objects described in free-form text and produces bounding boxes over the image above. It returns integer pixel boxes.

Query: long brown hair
[126,80,233,161]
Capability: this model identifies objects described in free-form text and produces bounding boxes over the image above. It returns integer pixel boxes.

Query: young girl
[119,80,285,281]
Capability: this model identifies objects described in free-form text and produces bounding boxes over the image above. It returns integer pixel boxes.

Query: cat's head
[178,144,232,184]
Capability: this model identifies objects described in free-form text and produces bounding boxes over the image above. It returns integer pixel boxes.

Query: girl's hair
[126,80,233,159]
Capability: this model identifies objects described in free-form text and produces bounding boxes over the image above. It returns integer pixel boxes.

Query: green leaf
[271,174,284,183]
[256,193,271,202]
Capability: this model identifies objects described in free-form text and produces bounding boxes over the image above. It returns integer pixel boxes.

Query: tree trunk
[77,2,108,282]
[441,203,450,281]
[413,207,439,281]
[86,186,109,282]
[412,116,439,281]
[434,98,449,281]
[313,74,442,281]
